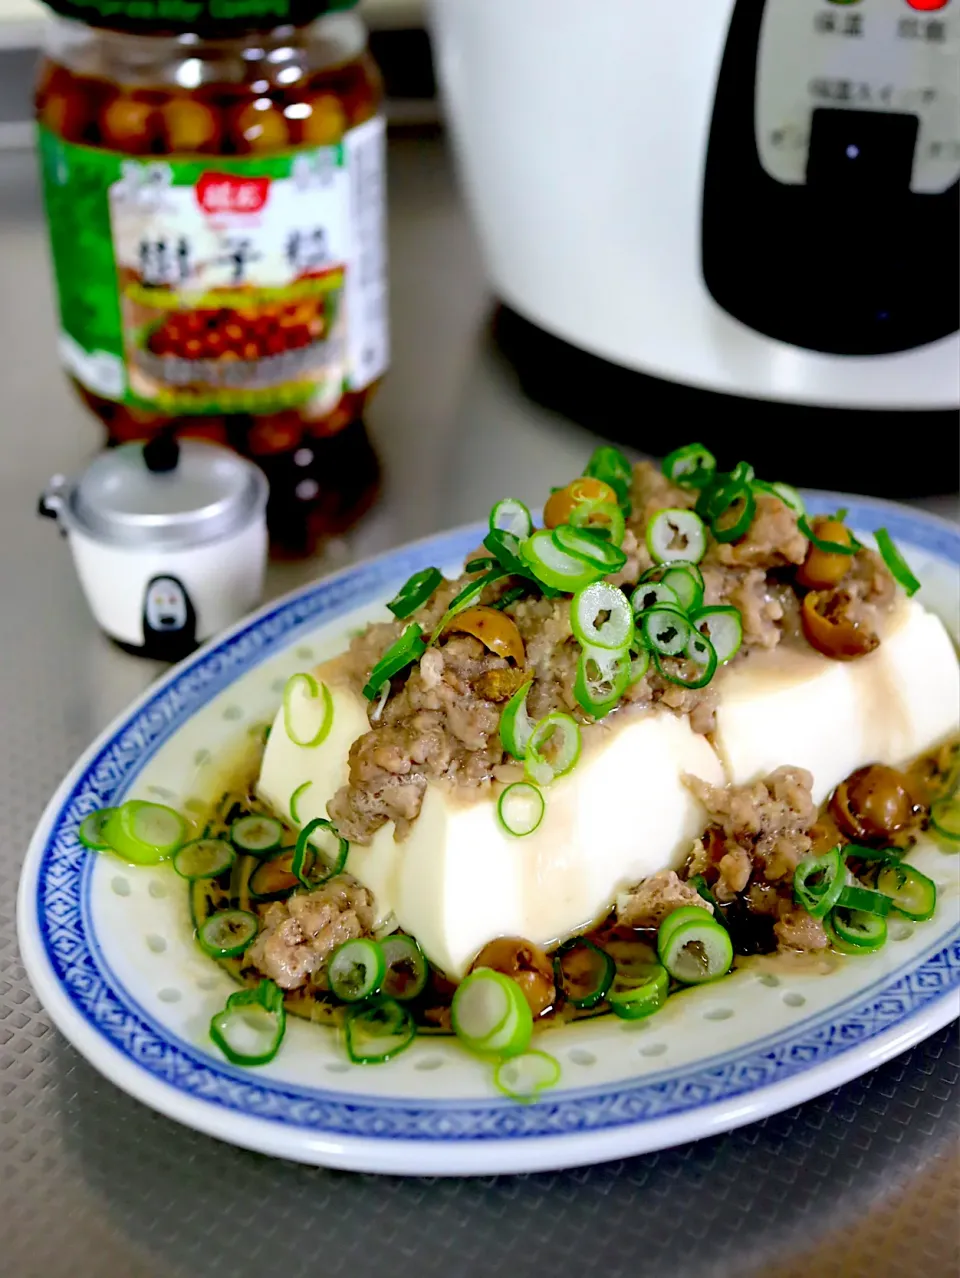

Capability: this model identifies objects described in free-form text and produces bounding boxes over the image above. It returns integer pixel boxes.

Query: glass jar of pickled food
[35,9,386,556]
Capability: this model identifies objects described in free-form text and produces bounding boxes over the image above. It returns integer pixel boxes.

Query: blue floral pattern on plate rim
[26,496,960,1144]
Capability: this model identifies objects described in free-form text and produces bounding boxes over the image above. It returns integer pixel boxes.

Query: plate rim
[17,492,960,1174]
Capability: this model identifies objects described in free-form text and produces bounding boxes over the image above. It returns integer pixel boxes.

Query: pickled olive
[443,606,526,666]
[160,97,221,152]
[830,765,916,841]
[543,477,619,529]
[231,99,290,153]
[471,938,556,1019]
[299,93,347,146]
[797,517,856,590]
[801,590,880,660]
[100,93,159,153]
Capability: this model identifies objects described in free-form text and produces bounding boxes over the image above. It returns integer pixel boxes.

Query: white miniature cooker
[40,437,268,662]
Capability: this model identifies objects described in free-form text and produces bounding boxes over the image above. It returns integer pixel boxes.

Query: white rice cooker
[431,0,959,490]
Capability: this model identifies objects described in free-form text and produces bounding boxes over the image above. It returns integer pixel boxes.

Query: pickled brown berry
[100,94,158,153]
[300,93,346,146]
[231,101,290,153]
[161,97,220,153]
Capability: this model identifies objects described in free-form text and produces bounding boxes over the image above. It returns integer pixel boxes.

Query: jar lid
[64,440,267,550]
[39,0,357,37]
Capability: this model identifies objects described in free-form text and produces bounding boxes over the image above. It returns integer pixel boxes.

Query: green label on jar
[39,0,337,38]
[37,121,388,417]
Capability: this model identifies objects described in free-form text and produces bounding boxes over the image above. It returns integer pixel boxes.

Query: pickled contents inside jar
[36,18,386,555]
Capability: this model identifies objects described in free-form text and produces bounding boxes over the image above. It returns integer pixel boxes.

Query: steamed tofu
[712,599,960,804]
[258,685,723,978]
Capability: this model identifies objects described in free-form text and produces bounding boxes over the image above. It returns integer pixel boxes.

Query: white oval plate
[17,494,960,1176]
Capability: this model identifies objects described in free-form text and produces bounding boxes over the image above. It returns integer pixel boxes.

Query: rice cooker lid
[67,438,268,550]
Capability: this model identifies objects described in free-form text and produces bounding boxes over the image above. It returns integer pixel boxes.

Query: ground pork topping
[687,766,817,892]
[245,879,375,990]
[616,869,712,928]
[327,459,897,846]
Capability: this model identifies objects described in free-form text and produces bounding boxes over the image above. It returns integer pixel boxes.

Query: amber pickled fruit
[830,764,916,842]
[300,92,347,145]
[100,92,162,153]
[543,477,619,529]
[800,590,879,660]
[161,97,221,152]
[797,517,856,590]
[444,607,526,667]
[230,99,291,153]
[471,937,556,1019]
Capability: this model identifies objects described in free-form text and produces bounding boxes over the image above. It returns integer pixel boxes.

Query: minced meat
[616,869,712,928]
[326,460,896,847]
[245,879,375,990]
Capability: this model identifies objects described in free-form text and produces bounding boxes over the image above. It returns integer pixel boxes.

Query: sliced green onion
[766,480,805,517]
[386,566,444,619]
[521,530,604,592]
[842,843,903,864]
[173,838,236,880]
[931,794,960,842]
[676,629,719,688]
[552,523,628,573]
[451,969,533,1058]
[210,979,285,1067]
[230,814,283,857]
[798,515,858,556]
[875,528,921,596]
[608,964,669,1020]
[641,605,691,656]
[827,907,887,952]
[369,680,391,723]
[289,780,312,826]
[660,563,705,613]
[628,644,651,685]
[363,623,426,699]
[691,606,743,664]
[490,498,533,540]
[292,817,349,888]
[657,905,716,951]
[837,884,892,916]
[662,442,716,489]
[688,875,730,932]
[647,508,707,565]
[78,808,116,851]
[282,673,334,748]
[497,781,545,837]
[197,908,259,959]
[491,584,527,611]
[575,644,631,717]
[658,913,733,984]
[631,580,681,613]
[875,862,937,921]
[483,528,531,578]
[554,938,615,1009]
[494,1050,561,1102]
[465,556,496,574]
[328,938,386,1003]
[343,997,416,1064]
[431,570,506,642]
[380,934,429,1002]
[499,680,535,759]
[571,581,634,651]
[103,800,186,866]
[710,482,756,544]
[525,712,582,786]
[248,848,298,900]
[569,498,626,548]
[584,444,633,509]
[731,460,755,487]
[793,846,846,919]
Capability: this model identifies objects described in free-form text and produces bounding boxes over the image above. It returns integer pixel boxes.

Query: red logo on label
[196,173,270,215]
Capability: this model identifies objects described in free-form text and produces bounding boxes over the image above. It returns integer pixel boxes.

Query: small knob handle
[143,432,180,474]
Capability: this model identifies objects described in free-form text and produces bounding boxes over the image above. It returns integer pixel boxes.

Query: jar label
[37,117,388,418]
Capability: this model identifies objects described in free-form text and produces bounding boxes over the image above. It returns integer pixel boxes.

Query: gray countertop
[1,130,957,1278]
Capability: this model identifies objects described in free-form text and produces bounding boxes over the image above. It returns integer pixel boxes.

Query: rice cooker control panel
[756,0,959,193]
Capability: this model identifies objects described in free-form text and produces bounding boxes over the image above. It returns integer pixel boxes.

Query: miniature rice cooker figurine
[40,436,268,661]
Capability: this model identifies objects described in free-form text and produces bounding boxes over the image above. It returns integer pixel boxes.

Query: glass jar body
[36,14,386,555]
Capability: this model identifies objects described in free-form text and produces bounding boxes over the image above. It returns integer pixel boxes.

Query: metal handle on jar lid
[38,475,68,535]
